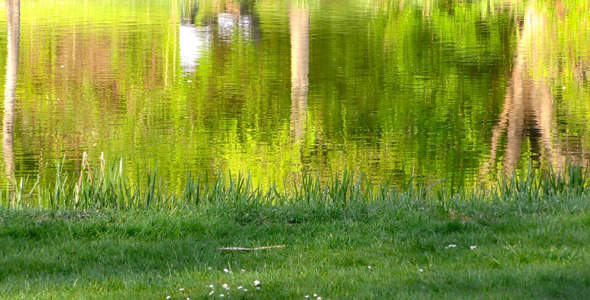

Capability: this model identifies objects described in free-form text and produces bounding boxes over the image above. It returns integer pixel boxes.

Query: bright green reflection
[0,0,589,189]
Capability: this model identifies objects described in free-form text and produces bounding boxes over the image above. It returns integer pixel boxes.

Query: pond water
[1,0,589,188]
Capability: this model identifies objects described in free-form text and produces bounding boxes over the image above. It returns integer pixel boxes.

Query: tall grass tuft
[1,156,589,210]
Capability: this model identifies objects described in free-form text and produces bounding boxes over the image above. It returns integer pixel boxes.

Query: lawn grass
[1,165,590,299]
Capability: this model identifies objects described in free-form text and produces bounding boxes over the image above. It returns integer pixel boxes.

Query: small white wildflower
[470,245,477,250]
[256,287,261,290]
[208,284,214,288]
[208,267,212,270]
[305,296,310,298]
[243,289,248,292]
[314,294,317,297]
[220,294,225,297]
[223,268,230,273]
[166,296,171,300]
[208,290,214,296]
[241,269,246,273]
[446,244,457,249]
[254,280,260,286]
[317,297,322,300]
[237,286,243,290]
[419,269,424,272]
[60,65,64,68]
[187,298,190,300]
[179,288,185,291]
[222,283,229,290]
[368,266,372,269]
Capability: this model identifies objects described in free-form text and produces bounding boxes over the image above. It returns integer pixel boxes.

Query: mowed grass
[1,166,590,299]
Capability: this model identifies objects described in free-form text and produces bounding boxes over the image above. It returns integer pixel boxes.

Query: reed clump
[1,157,588,211]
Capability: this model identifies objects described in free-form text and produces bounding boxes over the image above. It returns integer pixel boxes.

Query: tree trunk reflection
[290,4,309,142]
[486,3,566,173]
[3,0,20,188]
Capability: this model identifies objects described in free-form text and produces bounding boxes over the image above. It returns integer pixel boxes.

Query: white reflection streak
[217,13,236,41]
[239,15,252,39]
[179,24,210,73]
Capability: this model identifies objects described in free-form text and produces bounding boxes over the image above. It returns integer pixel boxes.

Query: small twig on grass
[217,245,286,251]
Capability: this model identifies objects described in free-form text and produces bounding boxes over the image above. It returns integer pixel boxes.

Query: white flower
[305,296,309,298]
[166,296,171,300]
[222,283,229,290]
[314,294,317,297]
[419,269,424,272]
[179,288,185,291]
[237,286,243,290]
[368,266,372,269]
[208,267,212,270]
[470,245,477,250]
[223,268,230,273]
[208,284,214,288]
[446,244,457,249]
[241,269,246,273]
[220,294,225,297]
[243,289,248,292]
[254,280,260,286]
[208,291,214,296]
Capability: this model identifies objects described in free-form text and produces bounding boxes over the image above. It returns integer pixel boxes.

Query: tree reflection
[3,0,20,187]
[290,3,309,142]
[486,1,586,174]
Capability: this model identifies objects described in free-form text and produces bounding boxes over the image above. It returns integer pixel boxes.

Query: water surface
[1,0,589,188]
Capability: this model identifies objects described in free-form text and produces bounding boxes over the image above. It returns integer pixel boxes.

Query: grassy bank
[1,166,590,299]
